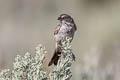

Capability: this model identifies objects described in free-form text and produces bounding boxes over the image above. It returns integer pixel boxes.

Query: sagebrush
[0,38,74,80]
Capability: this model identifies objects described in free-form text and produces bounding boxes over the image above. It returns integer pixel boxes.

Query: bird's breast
[59,24,71,34]
[54,24,74,42]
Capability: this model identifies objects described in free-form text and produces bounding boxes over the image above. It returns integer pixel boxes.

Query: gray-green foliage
[0,38,74,80]
[49,38,74,80]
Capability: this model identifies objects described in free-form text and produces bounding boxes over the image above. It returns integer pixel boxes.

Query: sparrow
[48,14,77,66]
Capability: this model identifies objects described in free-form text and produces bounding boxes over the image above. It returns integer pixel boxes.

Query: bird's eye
[63,17,65,19]
[62,17,67,19]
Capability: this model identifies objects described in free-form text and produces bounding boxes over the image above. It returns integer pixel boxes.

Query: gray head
[57,14,74,23]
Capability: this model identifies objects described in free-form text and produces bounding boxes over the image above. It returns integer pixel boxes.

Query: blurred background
[0,0,120,80]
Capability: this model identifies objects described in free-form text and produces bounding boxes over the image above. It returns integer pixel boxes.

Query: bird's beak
[57,17,61,20]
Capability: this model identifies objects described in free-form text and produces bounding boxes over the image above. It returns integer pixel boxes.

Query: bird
[48,14,77,66]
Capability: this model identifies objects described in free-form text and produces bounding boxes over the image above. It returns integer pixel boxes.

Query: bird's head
[57,14,73,23]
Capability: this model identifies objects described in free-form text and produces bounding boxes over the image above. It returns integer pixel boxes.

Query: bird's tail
[48,49,61,66]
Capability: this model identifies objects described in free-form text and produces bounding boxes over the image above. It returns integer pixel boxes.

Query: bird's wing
[54,24,61,35]
[74,24,77,31]
[73,20,77,31]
